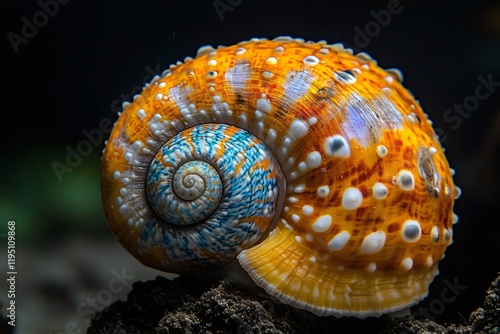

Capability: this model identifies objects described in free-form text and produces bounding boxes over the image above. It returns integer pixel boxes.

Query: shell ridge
[238,225,441,318]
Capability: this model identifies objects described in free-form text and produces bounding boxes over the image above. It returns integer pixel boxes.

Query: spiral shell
[101,37,460,318]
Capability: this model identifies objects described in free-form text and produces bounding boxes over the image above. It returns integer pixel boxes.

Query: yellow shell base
[238,225,438,318]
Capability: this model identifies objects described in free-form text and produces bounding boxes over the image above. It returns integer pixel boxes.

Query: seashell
[100,37,460,318]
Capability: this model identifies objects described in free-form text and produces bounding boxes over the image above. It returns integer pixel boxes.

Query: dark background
[1,0,500,333]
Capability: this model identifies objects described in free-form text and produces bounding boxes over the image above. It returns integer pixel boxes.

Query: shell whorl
[101,37,460,318]
[139,123,282,271]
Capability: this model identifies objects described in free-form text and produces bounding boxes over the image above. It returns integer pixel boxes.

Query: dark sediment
[88,272,500,334]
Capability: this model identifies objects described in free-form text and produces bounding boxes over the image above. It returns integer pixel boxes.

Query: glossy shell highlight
[101,37,460,318]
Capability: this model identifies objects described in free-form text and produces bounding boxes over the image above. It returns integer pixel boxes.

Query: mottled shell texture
[101,37,460,318]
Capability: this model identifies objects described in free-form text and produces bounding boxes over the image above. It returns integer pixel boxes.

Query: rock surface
[88,273,500,334]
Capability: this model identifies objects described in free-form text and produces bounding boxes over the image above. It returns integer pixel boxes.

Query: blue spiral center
[147,158,222,226]
[142,124,282,269]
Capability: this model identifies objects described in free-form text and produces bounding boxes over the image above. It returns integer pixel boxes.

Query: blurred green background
[2,0,500,333]
[0,149,103,243]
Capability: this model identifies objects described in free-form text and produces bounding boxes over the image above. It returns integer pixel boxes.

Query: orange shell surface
[101,37,459,318]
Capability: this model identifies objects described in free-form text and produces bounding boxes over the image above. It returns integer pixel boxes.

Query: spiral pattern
[147,155,222,226]
[172,162,214,201]
[141,124,282,271]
